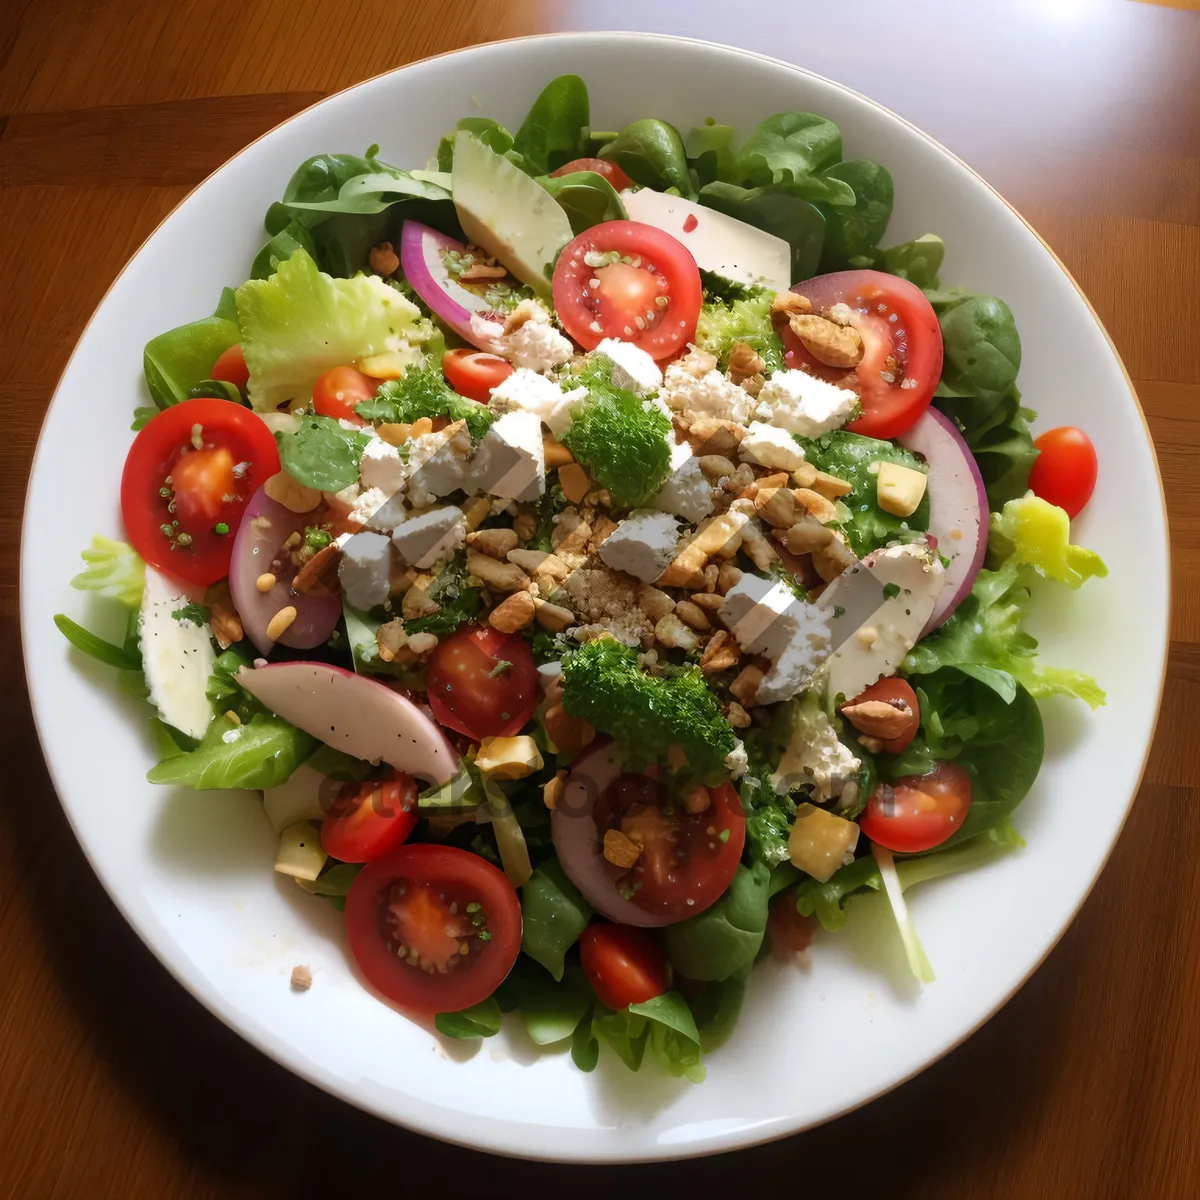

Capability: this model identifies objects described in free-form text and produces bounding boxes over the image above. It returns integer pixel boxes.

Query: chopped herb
[305,525,333,550]
[477,929,493,942]
[718,828,731,844]
[170,602,210,625]
[488,659,513,679]
[213,522,230,536]
[833,605,846,618]
[882,582,900,600]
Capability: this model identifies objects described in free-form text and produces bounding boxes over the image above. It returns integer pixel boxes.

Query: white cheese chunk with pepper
[488,368,579,438]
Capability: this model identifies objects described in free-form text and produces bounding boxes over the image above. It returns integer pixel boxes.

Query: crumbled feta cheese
[772,707,861,801]
[471,302,574,374]
[337,530,392,609]
[725,739,749,780]
[661,363,756,425]
[489,368,577,437]
[348,486,391,528]
[469,409,545,501]
[739,421,807,473]
[653,437,713,524]
[391,505,467,570]
[358,436,406,493]
[591,338,664,396]
[755,369,858,437]
[407,424,472,500]
[597,510,681,583]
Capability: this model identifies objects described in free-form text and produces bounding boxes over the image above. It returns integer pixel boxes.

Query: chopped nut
[369,241,400,277]
[590,514,620,547]
[700,629,740,674]
[655,613,699,650]
[205,580,244,649]
[376,422,412,447]
[739,519,777,570]
[534,599,575,632]
[558,462,591,505]
[728,341,766,383]
[543,769,568,810]
[410,416,434,438]
[729,663,765,706]
[686,418,744,458]
[689,592,725,613]
[723,462,757,494]
[638,585,675,622]
[489,590,536,633]
[264,471,321,514]
[739,372,765,399]
[293,542,342,596]
[543,433,574,468]
[682,783,711,814]
[841,698,913,739]
[513,512,537,543]
[858,735,888,754]
[810,470,854,500]
[771,291,812,325]
[376,620,410,663]
[725,701,752,729]
[812,538,857,582]
[544,704,596,755]
[755,485,798,529]
[789,313,864,369]
[774,518,836,555]
[466,549,529,592]
[466,527,519,559]
[389,564,417,597]
[791,461,818,488]
[458,262,508,281]
[266,606,298,642]
[255,572,277,593]
[402,578,440,620]
[290,965,313,992]
[696,455,734,482]
[503,298,541,334]
[716,562,743,595]
[793,488,840,523]
[603,828,642,869]
[461,495,492,531]
[674,600,711,631]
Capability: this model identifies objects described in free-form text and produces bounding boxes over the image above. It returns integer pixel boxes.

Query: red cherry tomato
[1028,426,1097,519]
[842,677,921,754]
[442,348,514,403]
[590,776,746,922]
[550,158,635,192]
[320,772,419,863]
[210,343,249,391]
[781,270,943,439]
[579,924,669,1010]
[345,844,521,1013]
[859,762,972,854]
[120,397,279,587]
[426,625,539,741]
[552,220,702,361]
[311,365,376,424]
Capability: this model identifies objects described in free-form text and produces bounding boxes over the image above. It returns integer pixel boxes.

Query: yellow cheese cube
[788,803,860,882]
[475,735,544,781]
[876,461,928,518]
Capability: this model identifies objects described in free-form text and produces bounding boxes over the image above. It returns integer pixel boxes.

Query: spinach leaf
[53,613,141,671]
[435,997,503,1039]
[698,182,826,282]
[937,385,1039,510]
[513,74,590,176]
[536,171,627,235]
[276,415,369,491]
[520,857,593,981]
[629,991,705,1083]
[571,1005,600,1072]
[661,862,770,981]
[684,121,739,188]
[146,713,316,790]
[188,379,244,405]
[736,111,843,184]
[143,303,240,409]
[689,968,750,1052]
[251,218,317,281]
[882,234,944,289]
[818,159,894,270]
[599,119,693,196]
[939,293,1022,397]
[499,958,593,1046]
[295,863,361,897]
[206,645,254,707]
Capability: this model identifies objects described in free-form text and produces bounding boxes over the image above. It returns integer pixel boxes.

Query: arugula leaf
[146,713,316,790]
[435,997,503,1039]
[402,553,484,638]
[520,858,593,981]
[277,415,369,492]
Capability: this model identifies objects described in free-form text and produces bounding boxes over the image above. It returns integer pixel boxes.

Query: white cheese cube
[469,409,545,501]
[390,505,467,571]
[592,338,664,396]
[739,421,807,472]
[755,369,858,438]
[407,425,471,500]
[598,510,681,583]
[653,437,714,524]
[337,530,393,609]
[488,368,576,437]
[358,436,407,493]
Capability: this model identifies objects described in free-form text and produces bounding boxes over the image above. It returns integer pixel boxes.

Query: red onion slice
[399,220,500,346]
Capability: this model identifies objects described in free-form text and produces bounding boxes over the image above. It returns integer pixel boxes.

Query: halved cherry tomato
[767,890,815,962]
[312,365,376,424]
[550,157,635,192]
[579,924,669,1010]
[426,625,539,741]
[442,348,513,403]
[859,762,972,854]
[345,844,521,1013]
[591,776,746,922]
[781,270,943,439]
[210,343,249,391]
[320,772,419,863]
[121,397,279,587]
[552,219,702,361]
[1028,426,1097,519]
[841,677,921,754]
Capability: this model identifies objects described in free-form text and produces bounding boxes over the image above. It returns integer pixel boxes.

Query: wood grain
[2,0,1198,1195]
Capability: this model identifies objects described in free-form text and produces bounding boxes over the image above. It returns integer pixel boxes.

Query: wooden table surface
[2,0,1198,1194]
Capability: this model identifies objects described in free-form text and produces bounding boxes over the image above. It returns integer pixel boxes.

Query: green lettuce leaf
[143,296,240,410]
[989,493,1108,587]
[70,535,146,608]
[520,858,592,981]
[435,997,503,1039]
[146,713,316,790]
[660,862,770,981]
[694,287,784,374]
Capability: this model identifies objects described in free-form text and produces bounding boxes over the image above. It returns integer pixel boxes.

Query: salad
[56,75,1108,1083]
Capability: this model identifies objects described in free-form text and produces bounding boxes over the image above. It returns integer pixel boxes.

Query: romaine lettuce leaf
[70,535,146,608]
[146,713,316,790]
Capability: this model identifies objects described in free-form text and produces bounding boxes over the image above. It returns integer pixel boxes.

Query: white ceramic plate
[22,33,1168,1162]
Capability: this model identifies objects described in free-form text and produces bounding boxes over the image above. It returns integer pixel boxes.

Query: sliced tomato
[345,844,521,1013]
[859,762,972,854]
[841,677,921,754]
[442,348,513,403]
[1028,426,1097,519]
[312,365,376,424]
[579,924,669,1010]
[552,220,702,361]
[121,397,279,587]
[591,776,746,923]
[426,625,539,741]
[782,270,943,439]
[210,343,249,391]
[320,773,419,863]
[550,158,635,192]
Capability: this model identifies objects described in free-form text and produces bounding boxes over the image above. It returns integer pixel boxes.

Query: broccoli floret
[561,639,736,781]
[695,289,784,374]
[356,365,494,439]
[560,359,671,507]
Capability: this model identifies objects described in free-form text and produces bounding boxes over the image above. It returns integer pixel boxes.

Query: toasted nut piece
[369,241,400,277]
[793,488,840,523]
[603,828,642,869]
[657,543,708,589]
[255,572,276,593]
[729,663,765,706]
[739,372,765,399]
[771,291,812,324]
[558,462,591,505]
[755,485,798,529]
[739,519,777,570]
[728,341,766,383]
[687,417,744,457]
[683,783,711,814]
[466,548,529,592]
[543,769,568,810]
[282,531,302,552]
[376,619,409,663]
[774,518,836,554]
[544,704,596,755]
[503,298,541,334]
[725,701,752,729]
[402,578,440,620]
[291,965,313,991]
[550,510,585,549]
[841,698,914,739]
[700,629,741,674]
[410,416,434,438]
[716,562,743,595]
[461,495,492,532]
[390,564,418,597]
[674,600,711,631]
[264,472,321,514]
[467,527,519,559]
[590,514,620,547]
[489,590,536,633]
[739,471,790,503]
[458,261,508,281]
[266,606,298,642]
[407,632,439,656]
[812,538,857,582]
[858,735,888,754]
[698,455,736,480]
[791,461,818,488]
[513,512,537,543]
[205,580,244,649]
[689,592,725,613]
[509,548,569,586]
[639,585,675,622]
[543,433,574,468]
[789,313,864,368]
[293,542,343,596]
[655,613,700,650]
[724,462,757,494]
[534,599,575,632]
[376,422,412,447]
[811,470,854,500]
